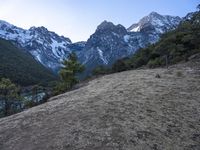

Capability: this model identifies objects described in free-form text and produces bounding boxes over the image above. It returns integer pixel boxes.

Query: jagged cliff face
[0,12,181,74]
[78,22,133,70]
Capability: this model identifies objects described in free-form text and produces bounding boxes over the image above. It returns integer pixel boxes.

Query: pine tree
[58,52,84,91]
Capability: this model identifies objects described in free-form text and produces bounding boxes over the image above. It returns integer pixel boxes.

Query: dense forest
[0,38,58,86]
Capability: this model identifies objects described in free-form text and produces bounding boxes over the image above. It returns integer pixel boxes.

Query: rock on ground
[0,60,200,150]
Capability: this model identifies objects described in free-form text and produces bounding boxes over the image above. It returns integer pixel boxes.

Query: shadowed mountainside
[0,38,57,86]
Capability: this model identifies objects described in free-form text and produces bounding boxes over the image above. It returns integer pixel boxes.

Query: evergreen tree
[58,52,84,92]
[0,78,20,116]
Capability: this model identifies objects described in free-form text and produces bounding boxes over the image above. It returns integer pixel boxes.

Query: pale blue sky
[0,0,199,42]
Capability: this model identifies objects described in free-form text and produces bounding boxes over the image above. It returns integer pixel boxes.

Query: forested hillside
[0,38,57,86]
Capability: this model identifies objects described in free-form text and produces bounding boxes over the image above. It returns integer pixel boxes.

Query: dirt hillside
[0,59,200,150]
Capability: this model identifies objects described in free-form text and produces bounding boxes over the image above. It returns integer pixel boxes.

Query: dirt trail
[0,60,200,150]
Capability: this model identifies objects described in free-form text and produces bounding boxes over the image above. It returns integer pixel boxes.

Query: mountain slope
[0,38,57,86]
[78,12,181,76]
[125,10,200,69]
[0,58,200,149]
[78,21,134,72]
[0,20,72,71]
[0,12,181,75]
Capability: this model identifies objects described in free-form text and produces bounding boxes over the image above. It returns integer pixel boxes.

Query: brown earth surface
[0,59,200,150]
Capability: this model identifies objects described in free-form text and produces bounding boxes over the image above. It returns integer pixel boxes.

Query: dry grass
[0,59,200,150]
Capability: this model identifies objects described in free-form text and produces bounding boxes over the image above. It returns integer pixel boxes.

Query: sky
[0,0,199,42]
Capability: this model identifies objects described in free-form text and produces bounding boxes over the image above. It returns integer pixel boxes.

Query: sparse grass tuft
[176,71,183,77]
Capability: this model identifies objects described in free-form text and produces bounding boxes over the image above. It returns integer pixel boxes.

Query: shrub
[147,58,164,68]
[92,66,110,76]
[112,58,129,72]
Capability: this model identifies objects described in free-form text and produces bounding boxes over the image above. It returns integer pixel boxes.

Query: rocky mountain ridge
[0,12,181,73]
[79,13,181,75]
[0,20,72,71]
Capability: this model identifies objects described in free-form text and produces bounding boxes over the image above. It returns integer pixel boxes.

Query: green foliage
[60,52,84,87]
[55,52,84,94]
[128,46,153,69]
[24,100,38,108]
[53,82,69,95]
[0,78,21,116]
[0,38,58,86]
[147,58,164,68]
[92,66,111,76]
[112,58,130,72]
[0,78,19,98]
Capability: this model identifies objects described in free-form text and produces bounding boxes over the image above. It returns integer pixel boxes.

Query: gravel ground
[0,60,200,150]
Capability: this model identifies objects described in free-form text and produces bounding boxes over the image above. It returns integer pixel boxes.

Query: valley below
[0,58,200,150]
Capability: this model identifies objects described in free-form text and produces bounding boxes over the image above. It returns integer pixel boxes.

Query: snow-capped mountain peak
[128,12,181,34]
[0,11,182,75]
[0,20,72,71]
[0,20,13,28]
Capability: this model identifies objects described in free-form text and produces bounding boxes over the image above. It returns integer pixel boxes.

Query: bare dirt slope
[0,59,200,150]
